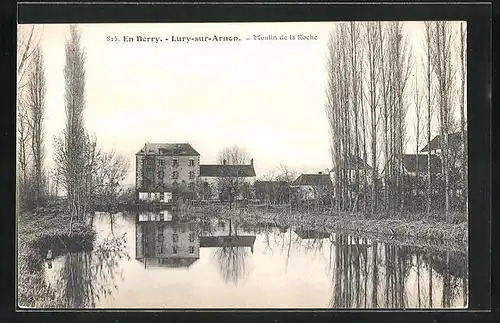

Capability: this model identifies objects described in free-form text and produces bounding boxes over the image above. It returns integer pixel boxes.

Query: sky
[20,21,465,186]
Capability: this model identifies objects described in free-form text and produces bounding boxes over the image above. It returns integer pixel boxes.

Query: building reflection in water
[135,212,256,284]
[135,211,200,268]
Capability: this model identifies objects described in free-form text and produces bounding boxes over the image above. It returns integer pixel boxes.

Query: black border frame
[2,1,492,322]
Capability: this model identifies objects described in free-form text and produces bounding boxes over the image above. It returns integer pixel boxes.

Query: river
[41,211,468,308]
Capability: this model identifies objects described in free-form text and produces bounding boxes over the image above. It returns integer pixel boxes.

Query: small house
[291,172,334,201]
[400,154,442,177]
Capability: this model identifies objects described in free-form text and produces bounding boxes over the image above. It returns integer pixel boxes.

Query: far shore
[181,204,468,252]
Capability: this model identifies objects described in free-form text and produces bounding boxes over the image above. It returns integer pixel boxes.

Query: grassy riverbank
[17,201,96,308]
[186,205,468,248]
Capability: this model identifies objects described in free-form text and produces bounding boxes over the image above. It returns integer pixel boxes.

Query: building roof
[420,131,464,152]
[136,143,200,156]
[199,164,256,177]
[291,174,333,187]
[401,154,442,174]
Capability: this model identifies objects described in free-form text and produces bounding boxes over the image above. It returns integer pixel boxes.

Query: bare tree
[52,25,88,230]
[91,150,130,212]
[378,22,391,213]
[216,145,251,208]
[66,25,87,224]
[459,22,468,213]
[17,25,42,90]
[325,24,354,212]
[218,145,250,165]
[274,164,297,205]
[17,25,42,209]
[364,22,381,215]
[325,30,341,211]
[359,30,369,215]
[349,22,362,213]
[275,164,297,183]
[431,21,456,219]
[17,102,32,207]
[26,46,46,206]
[413,69,424,211]
[389,22,413,212]
[423,22,436,214]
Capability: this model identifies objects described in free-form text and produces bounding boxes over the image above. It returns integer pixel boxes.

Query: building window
[173,246,178,254]
[189,171,195,180]
[189,246,195,254]
[158,159,164,167]
[172,171,179,179]
[157,171,164,180]
[172,233,179,242]
[172,158,179,167]
[189,159,195,166]
[189,233,195,242]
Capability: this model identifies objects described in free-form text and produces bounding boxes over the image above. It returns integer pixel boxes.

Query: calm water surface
[43,211,468,308]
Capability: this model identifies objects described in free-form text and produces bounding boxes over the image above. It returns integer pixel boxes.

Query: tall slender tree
[431,21,456,219]
[364,22,381,214]
[378,22,391,213]
[349,22,362,212]
[26,46,46,206]
[53,25,88,227]
[413,70,423,211]
[217,145,250,208]
[423,21,435,214]
[17,25,42,209]
[388,22,413,212]
[325,29,342,211]
[459,22,468,213]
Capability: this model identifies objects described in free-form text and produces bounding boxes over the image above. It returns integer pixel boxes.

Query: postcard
[17,21,468,309]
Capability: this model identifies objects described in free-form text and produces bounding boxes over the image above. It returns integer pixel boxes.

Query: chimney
[223,159,227,165]
[250,158,254,166]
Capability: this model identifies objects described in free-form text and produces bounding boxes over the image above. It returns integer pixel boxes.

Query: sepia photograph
[16,21,468,309]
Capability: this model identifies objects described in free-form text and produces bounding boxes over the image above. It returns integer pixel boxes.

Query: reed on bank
[184,204,468,245]
[17,201,96,308]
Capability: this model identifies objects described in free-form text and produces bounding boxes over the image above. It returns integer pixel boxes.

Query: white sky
[26,21,465,186]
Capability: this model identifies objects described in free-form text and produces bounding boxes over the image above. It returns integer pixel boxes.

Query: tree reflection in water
[46,233,130,308]
[329,234,467,308]
[215,246,250,284]
[213,219,251,285]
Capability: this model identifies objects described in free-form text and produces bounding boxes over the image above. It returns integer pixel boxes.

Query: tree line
[17,25,129,233]
[17,25,46,210]
[324,21,467,221]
